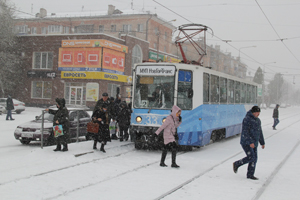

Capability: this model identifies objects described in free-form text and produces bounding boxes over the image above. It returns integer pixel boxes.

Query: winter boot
[171,150,180,168]
[160,150,168,167]
[62,144,68,152]
[93,141,97,150]
[233,162,239,173]
[100,143,106,153]
[53,144,61,151]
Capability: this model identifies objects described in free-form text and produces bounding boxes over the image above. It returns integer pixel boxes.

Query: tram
[130,62,258,150]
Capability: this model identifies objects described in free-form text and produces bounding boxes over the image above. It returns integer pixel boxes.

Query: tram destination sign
[136,66,175,76]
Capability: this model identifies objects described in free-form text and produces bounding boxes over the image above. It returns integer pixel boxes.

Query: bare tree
[0,0,23,97]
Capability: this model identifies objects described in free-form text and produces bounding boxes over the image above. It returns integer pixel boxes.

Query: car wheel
[20,139,30,145]
[16,111,21,114]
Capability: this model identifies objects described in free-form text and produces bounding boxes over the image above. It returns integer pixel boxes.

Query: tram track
[1,110,300,199]
[41,114,300,200]
[154,116,300,200]
[0,143,135,186]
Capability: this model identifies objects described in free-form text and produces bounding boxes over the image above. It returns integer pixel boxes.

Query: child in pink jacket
[155,105,182,168]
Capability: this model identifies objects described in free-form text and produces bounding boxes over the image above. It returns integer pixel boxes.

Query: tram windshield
[134,65,175,109]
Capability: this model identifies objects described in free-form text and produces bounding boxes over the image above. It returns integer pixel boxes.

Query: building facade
[16,34,149,108]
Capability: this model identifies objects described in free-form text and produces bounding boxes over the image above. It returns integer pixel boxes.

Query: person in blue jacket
[233,106,265,180]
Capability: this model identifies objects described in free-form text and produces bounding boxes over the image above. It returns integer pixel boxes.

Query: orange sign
[61,39,128,53]
[102,48,125,75]
[58,48,102,71]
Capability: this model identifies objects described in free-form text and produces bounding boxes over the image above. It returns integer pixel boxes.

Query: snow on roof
[16,8,150,19]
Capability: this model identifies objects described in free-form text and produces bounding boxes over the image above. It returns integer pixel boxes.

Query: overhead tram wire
[255,0,300,65]
[152,0,277,73]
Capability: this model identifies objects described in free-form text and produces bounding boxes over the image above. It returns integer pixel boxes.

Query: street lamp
[238,46,256,60]
[156,19,176,62]
[262,61,276,108]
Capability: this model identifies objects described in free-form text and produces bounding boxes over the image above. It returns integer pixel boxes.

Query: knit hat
[251,106,261,113]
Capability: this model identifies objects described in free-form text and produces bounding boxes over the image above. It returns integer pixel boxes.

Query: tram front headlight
[162,118,166,123]
[136,116,142,123]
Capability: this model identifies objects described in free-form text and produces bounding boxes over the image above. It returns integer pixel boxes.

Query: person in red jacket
[155,105,182,168]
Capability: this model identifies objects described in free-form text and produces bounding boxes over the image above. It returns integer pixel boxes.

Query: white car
[0,98,26,114]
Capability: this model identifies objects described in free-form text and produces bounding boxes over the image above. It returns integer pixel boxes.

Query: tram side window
[240,83,246,103]
[203,73,210,103]
[210,75,219,103]
[177,70,192,110]
[220,77,227,103]
[246,84,252,103]
[228,79,234,103]
[235,81,241,103]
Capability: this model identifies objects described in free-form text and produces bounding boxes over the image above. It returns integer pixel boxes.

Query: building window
[48,25,62,34]
[99,25,104,32]
[164,46,167,53]
[32,81,52,99]
[131,45,142,68]
[122,24,132,33]
[111,25,116,32]
[154,43,157,50]
[41,27,47,34]
[31,27,37,34]
[137,24,143,32]
[15,25,28,34]
[155,27,159,35]
[164,32,167,40]
[33,52,53,69]
[74,25,94,33]
[64,27,69,34]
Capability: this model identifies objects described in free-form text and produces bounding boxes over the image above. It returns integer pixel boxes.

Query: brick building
[16,34,149,108]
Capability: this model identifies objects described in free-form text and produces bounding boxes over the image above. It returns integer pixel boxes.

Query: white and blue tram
[130,63,258,150]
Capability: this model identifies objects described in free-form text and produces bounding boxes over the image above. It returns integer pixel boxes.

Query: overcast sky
[8,0,300,86]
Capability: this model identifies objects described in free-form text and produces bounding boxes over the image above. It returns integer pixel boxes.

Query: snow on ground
[0,106,300,200]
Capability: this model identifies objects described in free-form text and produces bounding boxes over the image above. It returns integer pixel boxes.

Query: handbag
[53,125,64,138]
[87,121,99,134]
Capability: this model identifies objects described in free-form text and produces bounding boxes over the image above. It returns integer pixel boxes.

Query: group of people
[42,93,278,179]
[90,92,131,153]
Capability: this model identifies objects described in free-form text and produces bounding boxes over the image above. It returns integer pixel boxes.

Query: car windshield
[36,113,54,121]
[133,66,175,109]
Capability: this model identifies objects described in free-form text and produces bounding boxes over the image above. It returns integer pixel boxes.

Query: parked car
[0,105,5,115]
[14,107,91,145]
[0,98,25,114]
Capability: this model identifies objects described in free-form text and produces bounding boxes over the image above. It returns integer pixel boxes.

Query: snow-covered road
[1,107,300,200]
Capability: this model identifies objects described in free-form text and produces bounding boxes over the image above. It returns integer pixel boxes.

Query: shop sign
[27,71,56,78]
[61,71,128,82]
[61,39,128,53]
[149,51,164,61]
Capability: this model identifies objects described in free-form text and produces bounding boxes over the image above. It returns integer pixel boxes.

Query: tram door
[177,70,193,110]
[70,87,83,105]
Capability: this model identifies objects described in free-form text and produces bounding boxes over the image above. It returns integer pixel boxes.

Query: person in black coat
[233,106,265,180]
[92,104,110,152]
[116,102,131,141]
[6,95,15,120]
[46,98,70,152]
[272,104,280,130]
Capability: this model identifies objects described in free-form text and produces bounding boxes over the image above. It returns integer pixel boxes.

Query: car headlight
[162,118,166,123]
[136,116,142,123]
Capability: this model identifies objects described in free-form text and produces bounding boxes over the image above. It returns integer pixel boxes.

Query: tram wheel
[211,131,217,142]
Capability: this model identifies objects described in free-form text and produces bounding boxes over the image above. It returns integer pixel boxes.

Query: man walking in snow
[233,106,265,180]
[272,104,280,130]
